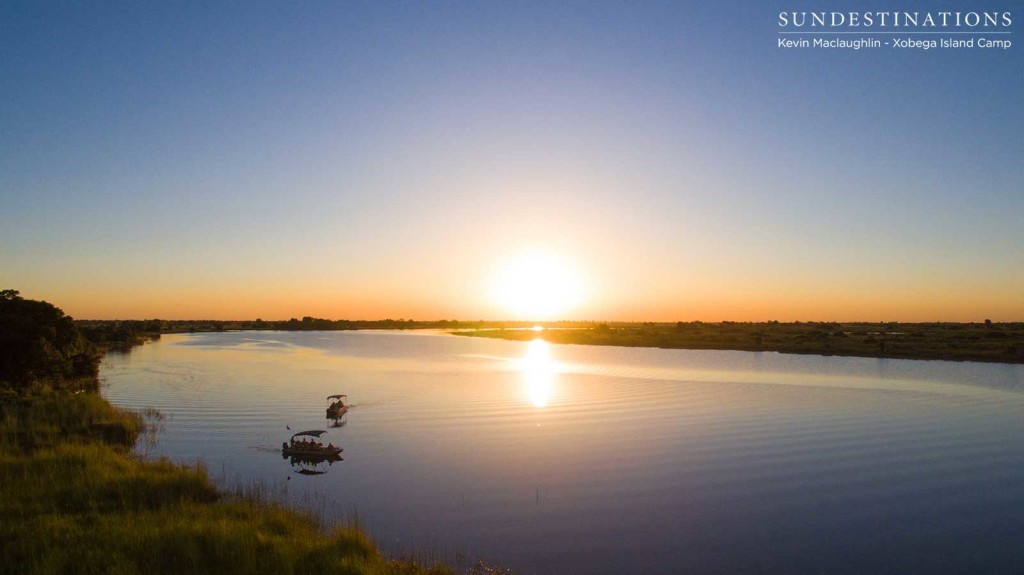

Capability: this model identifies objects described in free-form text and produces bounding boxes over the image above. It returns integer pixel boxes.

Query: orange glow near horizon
[36,285,1023,324]
[16,253,1021,323]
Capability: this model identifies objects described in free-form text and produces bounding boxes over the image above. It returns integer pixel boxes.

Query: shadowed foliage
[0,289,100,391]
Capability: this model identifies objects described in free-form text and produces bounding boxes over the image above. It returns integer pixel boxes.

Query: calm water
[102,331,1024,574]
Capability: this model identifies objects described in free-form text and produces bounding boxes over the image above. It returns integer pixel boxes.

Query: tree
[0,290,100,390]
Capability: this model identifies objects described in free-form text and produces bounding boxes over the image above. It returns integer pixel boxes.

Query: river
[102,330,1024,574]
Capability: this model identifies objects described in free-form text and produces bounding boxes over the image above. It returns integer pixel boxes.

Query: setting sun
[491,253,586,320]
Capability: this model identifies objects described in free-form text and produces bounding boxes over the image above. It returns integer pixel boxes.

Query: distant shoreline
[453,322,1024,366]
[73,318,1024,366]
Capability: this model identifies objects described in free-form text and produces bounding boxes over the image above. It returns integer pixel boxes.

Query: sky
[2,1,1022,321]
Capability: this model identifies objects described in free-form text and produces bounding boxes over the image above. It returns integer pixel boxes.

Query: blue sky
[2,1,1022,320]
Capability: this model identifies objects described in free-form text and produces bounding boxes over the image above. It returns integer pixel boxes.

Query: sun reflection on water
[519,339,559,407]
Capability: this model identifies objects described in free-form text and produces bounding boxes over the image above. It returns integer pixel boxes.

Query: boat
[281,430,343,458]
[326,394,349,418]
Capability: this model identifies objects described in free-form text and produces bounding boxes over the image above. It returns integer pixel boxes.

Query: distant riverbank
[455,322,1024,365]
[73,317,1024,365]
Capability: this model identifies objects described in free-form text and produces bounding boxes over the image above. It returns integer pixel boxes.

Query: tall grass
[0,387,142,453]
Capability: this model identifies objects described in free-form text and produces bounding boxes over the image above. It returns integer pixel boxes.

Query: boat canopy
[327,394,347,400]
[291,430,327,439]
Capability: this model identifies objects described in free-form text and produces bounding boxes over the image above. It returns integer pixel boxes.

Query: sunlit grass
[0,387,142,453]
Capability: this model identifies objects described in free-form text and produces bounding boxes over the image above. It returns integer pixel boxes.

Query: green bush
[0,290,100,391]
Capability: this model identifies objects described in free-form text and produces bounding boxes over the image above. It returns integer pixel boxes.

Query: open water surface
[102,330,1024,574]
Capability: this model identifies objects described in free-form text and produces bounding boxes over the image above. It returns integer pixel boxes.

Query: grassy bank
[456,321,1024,364]
[0,386,452,575]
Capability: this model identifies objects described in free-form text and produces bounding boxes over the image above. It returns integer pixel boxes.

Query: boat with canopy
[326,394,349,418]
[281,430,342,458]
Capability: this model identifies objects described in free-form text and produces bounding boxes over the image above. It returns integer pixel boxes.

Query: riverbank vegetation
[74,317,547,336]
[73,310,1024,365]
[457,321,1024,364]
[0,290,454,575]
